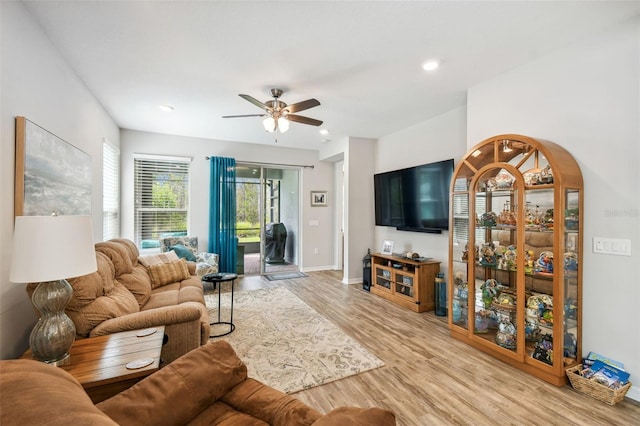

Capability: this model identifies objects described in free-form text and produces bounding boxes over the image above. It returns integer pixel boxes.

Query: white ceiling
[23,1,639,150]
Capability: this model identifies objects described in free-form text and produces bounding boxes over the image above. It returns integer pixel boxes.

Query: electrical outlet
[313,248,319,255]
[592,237,631,256]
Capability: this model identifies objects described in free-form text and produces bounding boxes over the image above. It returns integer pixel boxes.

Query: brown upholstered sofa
[1,340,396,425]
[27,238,210,364]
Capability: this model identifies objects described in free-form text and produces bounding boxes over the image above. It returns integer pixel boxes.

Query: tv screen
[374,159,454,233]
[374,169,404,227]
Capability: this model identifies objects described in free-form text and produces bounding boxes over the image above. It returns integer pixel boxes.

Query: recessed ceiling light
[158,104,175,112]
[422,60,439,71]
[319,129,329,135]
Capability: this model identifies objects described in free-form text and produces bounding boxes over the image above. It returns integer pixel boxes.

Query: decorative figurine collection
[452,271,468,326]
[464,240,581,279]
[451,269,578,363]
[452,163,579,366]
[523,165,554,186]
[497,201,517,227]
[484,169,515,191]
[477,203,556,231]
[535,251,554,274]
[495,318,517,350]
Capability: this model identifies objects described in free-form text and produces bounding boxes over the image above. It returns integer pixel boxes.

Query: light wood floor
[230,270,639,425]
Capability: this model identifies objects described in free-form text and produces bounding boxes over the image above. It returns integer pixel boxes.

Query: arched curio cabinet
[448,134,583,386]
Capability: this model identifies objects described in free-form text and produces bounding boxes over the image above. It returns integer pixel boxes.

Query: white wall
[467,17,639,401]
[344,137,376,283]
[119,129,335,271]
[375,106,468,278]
[0,2,120,359]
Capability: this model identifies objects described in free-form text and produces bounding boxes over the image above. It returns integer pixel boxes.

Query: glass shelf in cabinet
[395,287,414,297]
[476,224,521,231]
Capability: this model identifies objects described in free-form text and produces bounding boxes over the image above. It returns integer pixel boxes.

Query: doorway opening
[236,164,299,276]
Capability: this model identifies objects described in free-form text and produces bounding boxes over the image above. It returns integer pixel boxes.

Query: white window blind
[103,141,120,241]
[134,154,191,247]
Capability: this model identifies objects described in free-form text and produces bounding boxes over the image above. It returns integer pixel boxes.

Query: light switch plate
[592,237,631,256]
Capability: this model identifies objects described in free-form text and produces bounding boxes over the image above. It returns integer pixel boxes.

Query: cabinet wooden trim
[448,134,583,387]
[370,253,440,313]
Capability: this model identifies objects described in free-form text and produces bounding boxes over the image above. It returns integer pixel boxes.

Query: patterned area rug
[205,287,384,394]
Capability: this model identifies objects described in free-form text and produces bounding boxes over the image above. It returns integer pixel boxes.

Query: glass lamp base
[29,279,76,365]
[43,352,71,367]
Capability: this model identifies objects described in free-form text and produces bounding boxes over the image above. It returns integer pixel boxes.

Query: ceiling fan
[222,88,323,133]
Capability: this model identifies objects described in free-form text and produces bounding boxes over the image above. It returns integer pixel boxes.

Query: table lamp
[10,215,97,366]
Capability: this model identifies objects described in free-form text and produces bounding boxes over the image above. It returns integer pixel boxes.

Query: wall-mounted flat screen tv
[374,159,454,233]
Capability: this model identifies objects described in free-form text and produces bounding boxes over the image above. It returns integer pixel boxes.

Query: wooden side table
[21,326,165,403]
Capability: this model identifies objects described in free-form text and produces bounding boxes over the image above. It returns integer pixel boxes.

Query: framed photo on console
[381,240,394,255]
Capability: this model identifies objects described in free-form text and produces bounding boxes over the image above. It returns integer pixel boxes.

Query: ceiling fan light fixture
[278,117,290,133]
[226,89,321,134]
[263,116,276,132]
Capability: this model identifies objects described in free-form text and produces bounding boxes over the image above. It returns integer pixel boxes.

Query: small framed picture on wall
[310,191,328,207]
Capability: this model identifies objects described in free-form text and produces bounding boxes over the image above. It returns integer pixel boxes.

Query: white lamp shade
[10,215,97,283]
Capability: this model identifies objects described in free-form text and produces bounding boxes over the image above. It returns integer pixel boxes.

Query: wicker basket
[566,365,632,405]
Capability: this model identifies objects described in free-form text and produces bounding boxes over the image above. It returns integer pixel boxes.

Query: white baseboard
[625,385,639,402]
[300,265,337,273]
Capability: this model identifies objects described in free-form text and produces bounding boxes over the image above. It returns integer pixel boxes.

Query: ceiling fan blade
[239,94,270,111]
[287,114,323,126]
[284,98,320,114]
[222,114,266,118]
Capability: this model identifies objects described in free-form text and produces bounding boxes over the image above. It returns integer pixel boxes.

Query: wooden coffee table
[21,326,165,403]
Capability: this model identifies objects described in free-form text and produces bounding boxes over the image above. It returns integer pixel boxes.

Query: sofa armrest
[97,341,247,426]
[185,260,197,275]
[89,303,205,364]
[89,303,202,336]
[221,378,322,426]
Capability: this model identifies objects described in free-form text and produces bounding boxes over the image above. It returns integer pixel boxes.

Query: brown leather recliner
[1,340,396,425]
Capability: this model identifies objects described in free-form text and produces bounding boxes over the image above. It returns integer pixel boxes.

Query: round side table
[202,273,237,337]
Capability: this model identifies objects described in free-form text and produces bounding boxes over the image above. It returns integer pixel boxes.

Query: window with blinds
[134,155,191,247]
[103,141,120,240]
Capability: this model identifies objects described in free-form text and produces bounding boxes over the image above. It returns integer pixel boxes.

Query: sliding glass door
[262,167,299,275]
[236,164,299,275]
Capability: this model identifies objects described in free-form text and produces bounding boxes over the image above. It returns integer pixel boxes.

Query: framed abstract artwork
[15,116,92,216]
[310,190,328,207]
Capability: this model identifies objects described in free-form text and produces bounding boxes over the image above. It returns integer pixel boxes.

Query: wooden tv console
[370,253,440,312]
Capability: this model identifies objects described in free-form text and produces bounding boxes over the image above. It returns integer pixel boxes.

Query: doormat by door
[265,272,308,281]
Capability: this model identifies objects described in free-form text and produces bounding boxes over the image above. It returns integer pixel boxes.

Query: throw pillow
[169,244,197,262]
[138,251,179,268]
[147,258,191,289]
